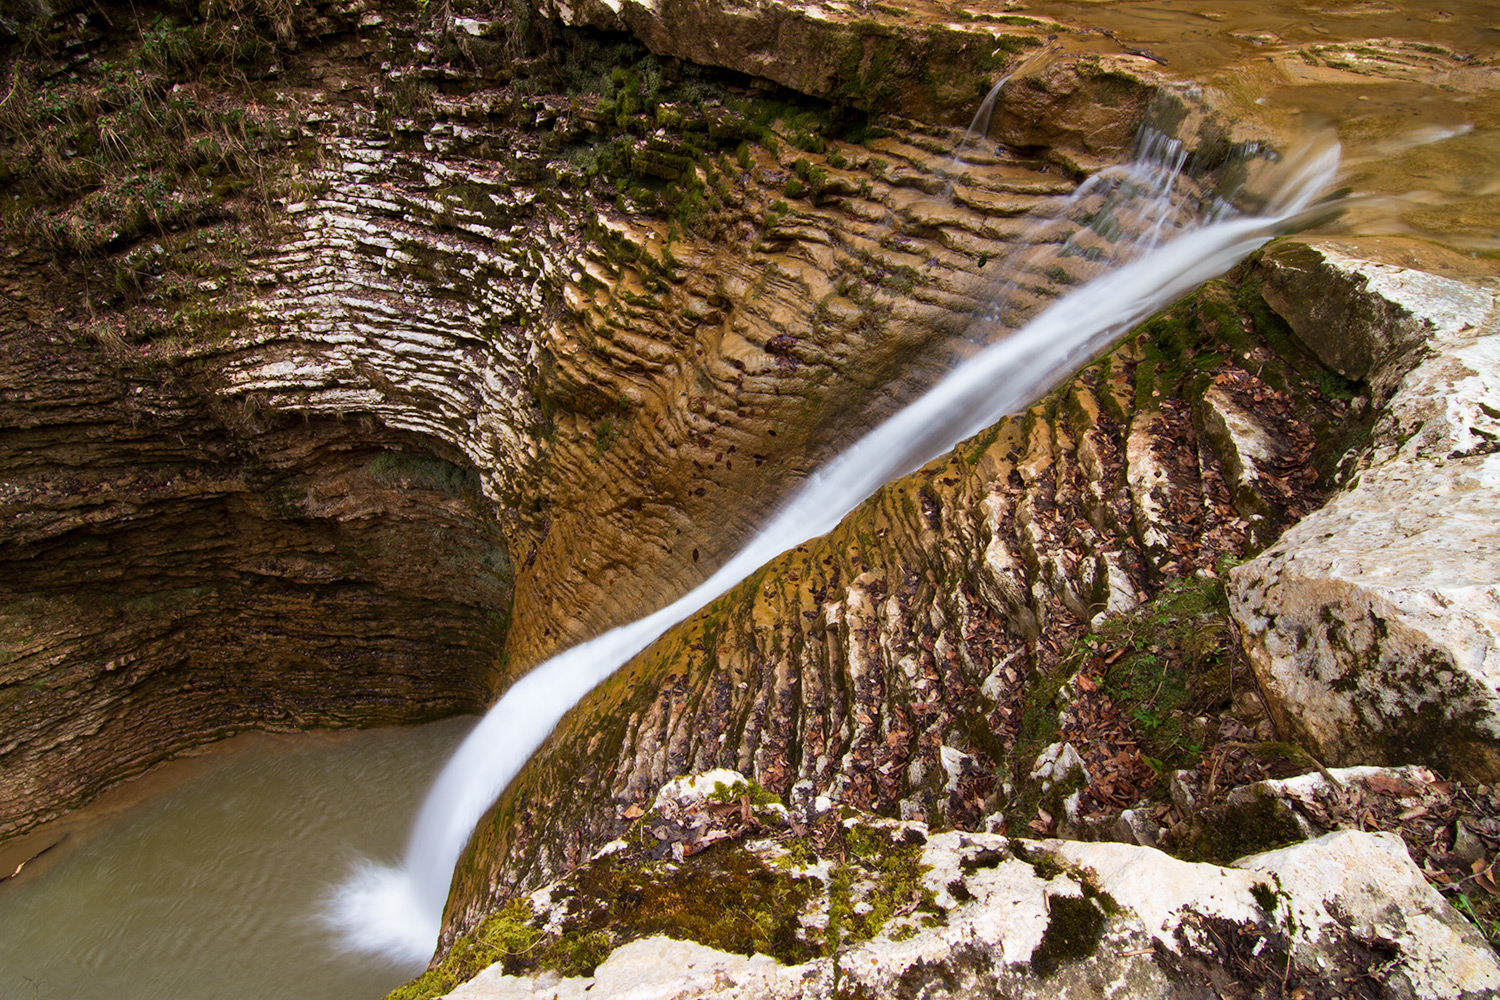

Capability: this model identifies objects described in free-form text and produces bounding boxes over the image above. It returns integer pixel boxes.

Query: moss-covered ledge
[392,769,1500,1000]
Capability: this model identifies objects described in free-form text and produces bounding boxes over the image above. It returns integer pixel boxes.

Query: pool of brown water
[0,718,471,1000]
[1019,0,1500,249]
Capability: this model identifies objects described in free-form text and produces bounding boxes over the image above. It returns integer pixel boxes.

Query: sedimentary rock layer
[1,0,1189,834]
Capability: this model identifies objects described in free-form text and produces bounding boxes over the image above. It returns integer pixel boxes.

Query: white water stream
[330,133,1342,966]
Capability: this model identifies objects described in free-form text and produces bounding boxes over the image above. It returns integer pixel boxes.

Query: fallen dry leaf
[1367,773,1421,797]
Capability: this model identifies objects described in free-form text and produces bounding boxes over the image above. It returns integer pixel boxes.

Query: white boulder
[1231,244,1500,779]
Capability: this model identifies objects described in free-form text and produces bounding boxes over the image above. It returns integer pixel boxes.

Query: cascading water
[328,127,1342,967]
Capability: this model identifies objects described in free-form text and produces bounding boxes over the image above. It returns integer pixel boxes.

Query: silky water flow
[329,127,1343,966]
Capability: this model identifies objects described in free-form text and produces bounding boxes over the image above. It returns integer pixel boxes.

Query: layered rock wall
[4,0,1499,984]
[0,0,1183,835]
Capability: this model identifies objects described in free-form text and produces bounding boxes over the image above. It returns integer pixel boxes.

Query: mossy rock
[1167,788,1307,866]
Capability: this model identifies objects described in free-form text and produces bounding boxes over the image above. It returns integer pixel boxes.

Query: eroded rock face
[1231,241,1500,780]
[0,0,1089,835]
[6,0,1500,985]
[0,323,512,836]
[411,771,1500,1000]
[443,269,1351,943]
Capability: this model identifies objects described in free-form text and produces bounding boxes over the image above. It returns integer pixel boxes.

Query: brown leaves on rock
[1212,344,1348,526]
[644,791,769,862]
[1048,648,1164,818]
[1182,763,1500,942]
[1361,777,1500,922]
[1359,774,1500,935]
[1157,912,1396,1000]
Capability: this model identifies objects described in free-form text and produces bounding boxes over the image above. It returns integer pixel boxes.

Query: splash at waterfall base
[349,31,1500,993]
[383,236,1500,998]
[337,124,1346,963]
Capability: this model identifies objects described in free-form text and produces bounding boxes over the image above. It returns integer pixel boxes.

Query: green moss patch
[390,797,943,999]
[1089,574,1236,771]
[1030,892,1107,978]
[1004,571,1238,833]
[1169,789,1306,866]
[388,845,823,1000]
[386,899,543,1000]
[1,1,308,260]
[828,821,936,945]
[560,846,824,968]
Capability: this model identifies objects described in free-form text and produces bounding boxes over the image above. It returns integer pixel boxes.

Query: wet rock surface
[446,238,1500,965]
[1,0,1110,834]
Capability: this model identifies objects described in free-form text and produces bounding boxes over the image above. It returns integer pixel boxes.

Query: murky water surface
[0,719,471,1000]
[1023,0,1497,74]
[1021,0,1500,249]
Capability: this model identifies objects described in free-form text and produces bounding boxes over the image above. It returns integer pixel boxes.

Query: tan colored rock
[542,0,1055,125]
[1255,240,1495,388]
[443,279,1347,938]
[3,0,1109,835]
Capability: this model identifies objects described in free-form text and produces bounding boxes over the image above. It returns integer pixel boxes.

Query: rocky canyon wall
[2,0,1499,991]
[0,0,1186,835]
[422,0,1500,982]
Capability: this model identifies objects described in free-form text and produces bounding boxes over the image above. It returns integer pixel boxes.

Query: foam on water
[327,132,1342,967]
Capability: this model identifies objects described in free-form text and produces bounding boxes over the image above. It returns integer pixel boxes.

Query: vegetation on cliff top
[0,0,308,256]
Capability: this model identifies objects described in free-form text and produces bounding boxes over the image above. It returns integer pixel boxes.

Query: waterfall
[326,130,1342,967]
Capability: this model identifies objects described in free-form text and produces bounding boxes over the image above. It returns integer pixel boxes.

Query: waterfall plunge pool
[0,718,471,1000]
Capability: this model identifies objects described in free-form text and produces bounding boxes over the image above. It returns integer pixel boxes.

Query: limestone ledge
[420,770,1499,1000]
[539,0,1062,127]
[1232,242,1500,780]
[499,0,1206,178]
